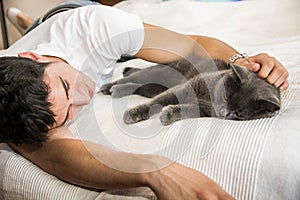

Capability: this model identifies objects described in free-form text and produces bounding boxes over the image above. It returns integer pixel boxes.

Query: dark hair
[0,56,55,144]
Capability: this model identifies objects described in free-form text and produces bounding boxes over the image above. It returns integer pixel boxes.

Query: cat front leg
[100,76,139,95]
[100,81,117,95]
[159,103,202,126]
[123,104,154,124]
[123,93,178,124]
[110,83,143,98]
[123,83,194,124]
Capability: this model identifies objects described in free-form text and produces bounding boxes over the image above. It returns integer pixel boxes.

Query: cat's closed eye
[233,112,242,118]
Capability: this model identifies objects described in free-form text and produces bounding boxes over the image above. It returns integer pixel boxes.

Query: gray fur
[101,58,281,125]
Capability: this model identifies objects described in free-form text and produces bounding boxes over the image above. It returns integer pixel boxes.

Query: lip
[86,84,95,98]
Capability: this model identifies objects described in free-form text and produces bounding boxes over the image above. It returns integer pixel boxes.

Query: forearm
[9,128,234,199]
[29,139,232,199]
[189,35,239,62]
[42,139,147,189]
[10,138,168,190]
[137,23,239,64]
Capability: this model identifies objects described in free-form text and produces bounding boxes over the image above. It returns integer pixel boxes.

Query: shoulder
[74,5,144,33]
[47,126,76,141]
[8,126,76,160]
[78,5,139,19]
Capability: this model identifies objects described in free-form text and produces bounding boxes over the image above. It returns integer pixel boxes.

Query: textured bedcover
[1,0,300,199]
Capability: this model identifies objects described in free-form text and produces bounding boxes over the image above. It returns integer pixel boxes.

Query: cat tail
[122,67,141,77]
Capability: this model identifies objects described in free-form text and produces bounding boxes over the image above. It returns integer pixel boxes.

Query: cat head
[212,64,281,120]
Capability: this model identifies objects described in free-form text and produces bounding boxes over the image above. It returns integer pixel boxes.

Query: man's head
[0,53,95,144]
[0,56,55,144]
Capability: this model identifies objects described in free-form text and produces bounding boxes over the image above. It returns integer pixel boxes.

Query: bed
[1,0,300,199]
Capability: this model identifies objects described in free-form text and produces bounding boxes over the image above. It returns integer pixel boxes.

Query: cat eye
[234,112,242,117]
[224,95,228,101]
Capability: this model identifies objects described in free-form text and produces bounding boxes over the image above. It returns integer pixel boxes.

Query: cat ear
[258,92,281,111]
[230,64,249,84]
[255,99,281,112]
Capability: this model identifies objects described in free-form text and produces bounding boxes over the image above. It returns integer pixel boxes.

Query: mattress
[1,0,300,199]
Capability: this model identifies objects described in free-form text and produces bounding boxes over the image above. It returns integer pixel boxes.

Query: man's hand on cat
[234,53,289,91]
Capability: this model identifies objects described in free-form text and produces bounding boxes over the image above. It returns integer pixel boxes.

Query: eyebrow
[59,76,70,126]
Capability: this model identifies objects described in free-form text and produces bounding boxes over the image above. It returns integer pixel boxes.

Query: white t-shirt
[1,5,144,88]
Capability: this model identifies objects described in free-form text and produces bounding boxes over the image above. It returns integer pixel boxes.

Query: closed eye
[224,95,228,101]
[64,79,70,90]
[59,76,70,126]
[235,112,241,117]
[59,77,70,100]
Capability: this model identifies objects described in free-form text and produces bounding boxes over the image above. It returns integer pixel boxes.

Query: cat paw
[100,82,115,95]
[110,83,141,98]
[123,106,150,124]
[159,105,180,126]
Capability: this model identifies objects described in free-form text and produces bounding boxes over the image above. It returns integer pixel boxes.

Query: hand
[234,53,289,91]
[147,162,235,200]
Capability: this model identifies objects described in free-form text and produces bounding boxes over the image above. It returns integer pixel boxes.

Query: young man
[0,4,288,200]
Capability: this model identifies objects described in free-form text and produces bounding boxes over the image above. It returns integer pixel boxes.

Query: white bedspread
[1,0,300,199]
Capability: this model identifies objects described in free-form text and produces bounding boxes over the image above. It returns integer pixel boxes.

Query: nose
[218,107,228,117]
[68,92,91,119]
[70,91,91,106]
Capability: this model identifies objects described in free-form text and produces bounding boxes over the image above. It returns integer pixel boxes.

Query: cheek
[70,72,94,100]
[69,72,86,93]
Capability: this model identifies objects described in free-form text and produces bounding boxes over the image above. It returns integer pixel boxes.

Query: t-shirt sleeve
[3,5,145,87]
[85,5,145,58]
[9,5,144,64]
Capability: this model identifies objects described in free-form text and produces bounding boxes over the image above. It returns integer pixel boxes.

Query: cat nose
[219,108,229,118]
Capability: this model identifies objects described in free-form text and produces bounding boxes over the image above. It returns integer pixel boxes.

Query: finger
[220,191,236,200]
[248,54,282,78]
[233,58,261,72]
[247,53,270,63]
[258,61,275,79]
[279,81,289,92]
[266,68,281,84]
[232,58,249,67]
[243,63,260,72]
[247,53,272,76]
[271,70,289,87]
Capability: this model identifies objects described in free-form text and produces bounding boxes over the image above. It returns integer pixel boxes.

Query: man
[0,4,288,200]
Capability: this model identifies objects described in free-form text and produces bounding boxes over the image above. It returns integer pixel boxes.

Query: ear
[230,63,249,84]
[258,90,281,110]
[255,99,281,112]
[18,52,50,62]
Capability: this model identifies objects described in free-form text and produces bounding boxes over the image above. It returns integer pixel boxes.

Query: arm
[10,126,234,200]
[135,23,289,91]
[134,23,238,63]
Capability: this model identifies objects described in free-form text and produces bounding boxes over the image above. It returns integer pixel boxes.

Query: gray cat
[101,58,281,125]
